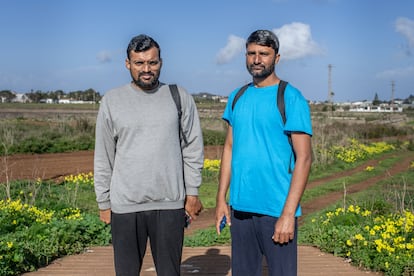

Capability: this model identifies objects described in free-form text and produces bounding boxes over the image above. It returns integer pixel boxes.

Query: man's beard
[247,62,275,79]
[133,72,160,90]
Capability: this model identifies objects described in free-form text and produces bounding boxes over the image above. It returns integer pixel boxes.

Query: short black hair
[126,34,161,59]
[246,30,279,54]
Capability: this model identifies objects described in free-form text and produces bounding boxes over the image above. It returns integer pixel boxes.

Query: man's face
[245,43,279,79]
[126,47,162,90]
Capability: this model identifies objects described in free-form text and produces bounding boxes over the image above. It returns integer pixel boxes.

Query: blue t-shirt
[222,83,312,217]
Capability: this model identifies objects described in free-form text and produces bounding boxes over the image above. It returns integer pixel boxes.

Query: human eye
[149,60,159,66]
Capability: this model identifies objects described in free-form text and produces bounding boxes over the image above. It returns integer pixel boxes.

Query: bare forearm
[281,133,312,217]
[216,128,233,202]
[215,126,233,233]
[281,156,312,216]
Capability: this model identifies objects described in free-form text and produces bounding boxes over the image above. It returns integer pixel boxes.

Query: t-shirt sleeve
[284,85,313,136]
[222,88,239,125]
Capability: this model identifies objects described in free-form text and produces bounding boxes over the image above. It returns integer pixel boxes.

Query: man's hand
[272,215,295,244]
[99,209,111,224]
[185,195,203,220]
[215,200,230,235]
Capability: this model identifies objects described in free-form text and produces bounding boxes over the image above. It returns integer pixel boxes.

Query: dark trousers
[111,209,185,276]
[230,210,298,276]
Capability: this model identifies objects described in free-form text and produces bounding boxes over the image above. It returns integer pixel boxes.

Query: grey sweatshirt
[94,83,204,214]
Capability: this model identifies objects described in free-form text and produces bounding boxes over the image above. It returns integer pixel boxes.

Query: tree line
[0,89,102,103]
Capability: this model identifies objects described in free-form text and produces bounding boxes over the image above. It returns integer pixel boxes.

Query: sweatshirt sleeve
[93,97,116,210]
[179,88,204,196]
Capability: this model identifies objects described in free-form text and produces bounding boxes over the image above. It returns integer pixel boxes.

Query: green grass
[199,172,220,209]
[184,226,231,247]
[302,155,401,203]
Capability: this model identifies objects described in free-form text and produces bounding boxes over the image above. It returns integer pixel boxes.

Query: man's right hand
[99,209,111,224]
[215,201,230,235]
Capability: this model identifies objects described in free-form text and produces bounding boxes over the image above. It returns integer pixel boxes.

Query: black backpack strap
[169,84,188,146]
[277,80,295,173]
[232,81,287,119]
[231,83,250,110]
[277,80,288,124]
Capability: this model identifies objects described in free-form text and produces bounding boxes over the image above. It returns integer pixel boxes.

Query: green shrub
[0,214,110,275]
[299,205,414,276]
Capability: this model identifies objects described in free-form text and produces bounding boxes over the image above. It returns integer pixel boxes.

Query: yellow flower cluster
[360,141,395,155]
[322,205,371,225]
[0,199,83,226]
[64,172,94,186]
[332,139,395,163]
[367,211,414,254]
[0,199,54,224]
[364,166,374,172]
[204,159,221,172]
[322,205,414,266]
[59,208,83,221]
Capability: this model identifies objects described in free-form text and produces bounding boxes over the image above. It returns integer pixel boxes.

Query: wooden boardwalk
[21,209,382,275]
[23,245,382,276]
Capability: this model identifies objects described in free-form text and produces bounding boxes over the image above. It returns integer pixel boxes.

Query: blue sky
[1,0,413,102]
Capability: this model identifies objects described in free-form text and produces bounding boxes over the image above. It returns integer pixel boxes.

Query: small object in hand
[219,216,226,232]
[185,212,192,228]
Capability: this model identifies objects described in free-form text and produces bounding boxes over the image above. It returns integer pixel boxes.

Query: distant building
[349,101,403,112]
[39,98,55,104]
[11,93,31,103]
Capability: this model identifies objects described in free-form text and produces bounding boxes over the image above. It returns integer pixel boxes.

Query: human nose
[253,54,262,64]
[142,63,151,71]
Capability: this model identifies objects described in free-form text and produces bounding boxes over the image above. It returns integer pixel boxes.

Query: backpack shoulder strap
[277,80,295,173]
[169,84,188,146]
[232,81,288,121]
[231,83,250,110]
[277,80,288,124]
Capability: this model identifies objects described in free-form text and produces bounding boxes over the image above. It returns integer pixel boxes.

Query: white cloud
[273,22,323,60]
[376,65,414,79]
[97,50,112,63]
[215,34,245,64]
[395,17,414,54]
[216,22,322,64]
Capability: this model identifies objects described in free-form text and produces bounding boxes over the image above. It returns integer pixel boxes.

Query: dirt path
[0,146,224,184]
[302,151,413,216]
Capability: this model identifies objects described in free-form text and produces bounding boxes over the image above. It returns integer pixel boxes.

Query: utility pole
[328,64,334,113]
[391,80,395,110]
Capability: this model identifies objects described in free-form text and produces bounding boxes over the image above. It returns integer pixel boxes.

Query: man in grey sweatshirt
[94,34,204,276]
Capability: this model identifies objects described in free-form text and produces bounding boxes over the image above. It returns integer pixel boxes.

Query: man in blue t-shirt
[215,29,312,276]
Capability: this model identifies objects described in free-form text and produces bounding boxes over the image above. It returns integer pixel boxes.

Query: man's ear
[275,54,281,64]
[125,58,131,70]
